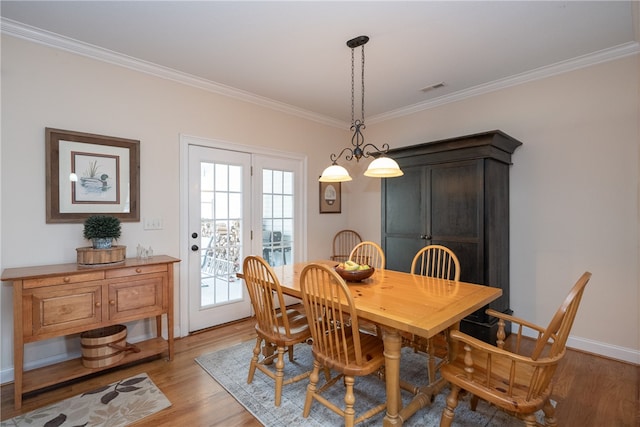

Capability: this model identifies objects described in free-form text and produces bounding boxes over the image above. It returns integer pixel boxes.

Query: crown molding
[369,41,640,124]
[3,18,638,128]
[0,18,346,129]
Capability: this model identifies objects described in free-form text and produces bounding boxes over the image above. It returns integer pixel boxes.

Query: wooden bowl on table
[334,265,375,282]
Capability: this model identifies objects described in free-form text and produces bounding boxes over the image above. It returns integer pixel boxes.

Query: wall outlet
[143,217,163,230]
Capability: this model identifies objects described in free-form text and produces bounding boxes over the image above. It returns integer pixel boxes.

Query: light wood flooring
[1,317,638,426]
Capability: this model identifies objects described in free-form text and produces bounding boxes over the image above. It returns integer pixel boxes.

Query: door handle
[420,234,432,240]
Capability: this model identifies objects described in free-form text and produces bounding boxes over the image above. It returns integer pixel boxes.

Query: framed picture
[46,128,140,223]
[319,181,341,213]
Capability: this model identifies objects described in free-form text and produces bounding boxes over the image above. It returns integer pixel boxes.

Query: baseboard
[522,330,639,365]
[566,335,639,365]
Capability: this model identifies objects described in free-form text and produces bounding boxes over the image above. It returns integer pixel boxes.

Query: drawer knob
[136,268,142,273]
[63,277,71,283]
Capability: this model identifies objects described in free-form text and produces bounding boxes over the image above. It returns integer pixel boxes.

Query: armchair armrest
[485,308,552,354]
[448,330,561,367]
[485,309,546,335]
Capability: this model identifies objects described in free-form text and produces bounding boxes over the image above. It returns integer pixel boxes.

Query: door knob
[191,245,199,251]
[191,232,198,238]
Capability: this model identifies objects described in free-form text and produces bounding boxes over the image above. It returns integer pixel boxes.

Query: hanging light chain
[360,43,365,125]
[351,47,355,127]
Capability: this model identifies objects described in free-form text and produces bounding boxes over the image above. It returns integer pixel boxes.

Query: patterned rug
[196,340,549,426]
[1,373,171,427]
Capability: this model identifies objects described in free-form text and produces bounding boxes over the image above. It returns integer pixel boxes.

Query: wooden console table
[1,255,180,409]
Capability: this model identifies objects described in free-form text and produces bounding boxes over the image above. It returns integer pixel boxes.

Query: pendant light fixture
[319,35,403,183]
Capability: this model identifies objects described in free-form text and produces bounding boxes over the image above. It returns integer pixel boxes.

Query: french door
[185,141,304,333]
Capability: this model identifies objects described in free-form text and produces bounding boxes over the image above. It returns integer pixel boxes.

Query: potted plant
[83,215,121,249]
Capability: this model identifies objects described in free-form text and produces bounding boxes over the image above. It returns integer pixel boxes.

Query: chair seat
[441,344,550,413]
[257,309,311,344]
[311,332,385,377]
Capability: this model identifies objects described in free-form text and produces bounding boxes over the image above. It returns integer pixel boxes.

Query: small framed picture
[319,182,341,214]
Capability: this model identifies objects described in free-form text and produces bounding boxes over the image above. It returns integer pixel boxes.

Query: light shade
[319,164,353,182]
[364,156,404,178]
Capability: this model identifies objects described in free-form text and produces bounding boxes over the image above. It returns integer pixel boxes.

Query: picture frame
[46,128,140,223]
[319,181,341,213]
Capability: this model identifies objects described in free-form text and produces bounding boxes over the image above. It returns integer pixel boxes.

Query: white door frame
[178,134,308,338]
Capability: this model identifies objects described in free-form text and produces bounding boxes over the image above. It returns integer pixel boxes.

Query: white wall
[349,55,640,362]
[1,34,638,385]
[0,35,349,381]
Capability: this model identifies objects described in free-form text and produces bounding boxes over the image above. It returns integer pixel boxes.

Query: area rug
[196,340,550,426]
[1,373,171,427]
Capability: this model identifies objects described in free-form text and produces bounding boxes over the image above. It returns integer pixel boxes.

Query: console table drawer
[105,264,167,278]
[23,271,105,289]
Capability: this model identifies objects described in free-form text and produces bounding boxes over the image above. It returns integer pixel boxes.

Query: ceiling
[2,1,639,127]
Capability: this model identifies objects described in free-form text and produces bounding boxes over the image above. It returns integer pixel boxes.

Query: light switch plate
[143,217,163,230]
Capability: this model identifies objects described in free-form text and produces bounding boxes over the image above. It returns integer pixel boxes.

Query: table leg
[381,327,403,427]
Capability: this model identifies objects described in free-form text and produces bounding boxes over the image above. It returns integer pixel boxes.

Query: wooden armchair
[409,245,461,384]
[439,271,592,427]
[299,263,386,427]
[242,255,312,406]
[348,241,385,269]
[330,229,362,262]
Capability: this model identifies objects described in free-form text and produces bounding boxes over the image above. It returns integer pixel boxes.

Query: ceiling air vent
[420,82,445,93]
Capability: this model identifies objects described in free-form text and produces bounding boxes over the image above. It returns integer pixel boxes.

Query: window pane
[283,172,293,194]
[215,164,228,191]
[263,170,272,193]
[229,193,242,218]
[215,192,228,218]
[228,165,242,192]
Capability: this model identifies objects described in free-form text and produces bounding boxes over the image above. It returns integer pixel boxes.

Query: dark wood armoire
[381,130,522,344]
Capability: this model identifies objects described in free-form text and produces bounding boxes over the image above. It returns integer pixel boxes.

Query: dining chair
[439,271,592,427]
[242,255,312,406]
[409,244,461,384]
[411,244,460,280]
[299,263,387,427]
[330,229,362,263]
[348,241,386,269]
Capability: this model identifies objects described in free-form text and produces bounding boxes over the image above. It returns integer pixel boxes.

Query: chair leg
[303,360,321,418]
[247,337,262,383]
[274,346,286,406]
[343,375,356,427]
[542,399,558,427]
[439,385,461,427]
[288,344,294,362]
[470,394,479,411]
[523,413,537,427]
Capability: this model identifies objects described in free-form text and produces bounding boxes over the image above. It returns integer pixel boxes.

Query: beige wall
[350,55,640,361]
[0,35,349,380]
[1,34,638,382]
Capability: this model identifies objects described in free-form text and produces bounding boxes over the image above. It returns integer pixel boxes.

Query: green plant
[83,215,121,240]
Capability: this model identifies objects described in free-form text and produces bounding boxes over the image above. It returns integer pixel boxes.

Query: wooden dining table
[239,259,502,426]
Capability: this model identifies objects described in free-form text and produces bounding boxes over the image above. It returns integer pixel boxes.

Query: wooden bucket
[80,325,139,368]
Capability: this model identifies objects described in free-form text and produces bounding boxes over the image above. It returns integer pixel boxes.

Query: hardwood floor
[1,317,638,426]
